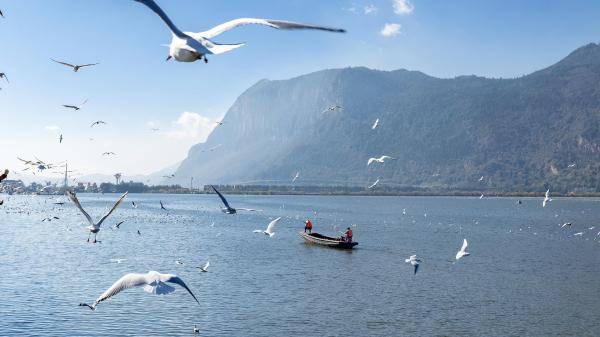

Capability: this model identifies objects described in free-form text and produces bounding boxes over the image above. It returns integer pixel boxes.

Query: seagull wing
[237,208,262,212]
[165,275,200,304]
[134,0,188,39]
[461,239,468,252]
[198,18,345,39]
[0,169,8,182]
[265,217,281,234]
[66,190,94,226]
[96,192,128,227]
[51,59,75,68]
[78,63,99,68]
[210,185,231,209]
[93,273,150,306]
[367,158,375,166]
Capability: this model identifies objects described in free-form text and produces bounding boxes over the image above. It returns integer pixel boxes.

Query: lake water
[0,194,598,336]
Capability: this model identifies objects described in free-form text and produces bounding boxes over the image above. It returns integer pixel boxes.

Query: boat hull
[299,231,358,249]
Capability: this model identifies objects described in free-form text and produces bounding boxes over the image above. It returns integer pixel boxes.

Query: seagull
[455,239,470,260]
[175,260,184,265]
[368,178,380,189]
[561,222,572,228]
[542,189,552,207]
[0,72,8,83]
[478,176,484,182]
[568,163,576,168]
[133,0,345,63]
[367,155,394,166]
[193,325,200,334]
[0,169,8,182]
[102,152,116,156]
[59,134,63,143]
[292,171,300,183]
[210,185,260,214]
[371,118,379,130]
[132,201,138,208]
[114,221,125,229]
[67,190,127,243]
[42,216,60,222]
[110,258,126,264]
[197,261,210,272]
[63,99,88,111]
[404,255,420,275]
[90,121,107,128]
[78,271,199,311]
[51,59,99,72]
[253,217,281,237]
[162,174,175,179]
[0,9,4,18]
[160,201,167,211]
[573,232,584,237]
[137,230,142,236]
[214,121,225,126]
[322,105,343,113]
[479,194,484,199]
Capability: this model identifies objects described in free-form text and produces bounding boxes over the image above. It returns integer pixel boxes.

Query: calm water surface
[0,194,598,336]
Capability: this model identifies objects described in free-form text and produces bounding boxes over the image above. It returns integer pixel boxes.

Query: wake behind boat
[299,231,358,249]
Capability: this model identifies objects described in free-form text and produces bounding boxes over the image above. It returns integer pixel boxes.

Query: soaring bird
[160,201,167,211]
[210,185,260,214]
[62,99,88,111]
[114,221,125,229]
[51,59,99,72]
[367,155,394,166]
[542,189,552,207]
[59,134,63,143]
[561,222,572,228]
[197,261,210,272]
[0,72,8,83]
[102,152,116,156]
[292,171,300,183]
[478,176,484,182]
[67,190,128,243]
[322,105,343,113]
[372,118,379,130]
[162,174,175,179]
[79,271,199,311]
[132,201,138,208]
[455,239,470,260]
[253,217,281,237]
[404,255,421,275]
[90,121,107,128]
[133,0,345,63]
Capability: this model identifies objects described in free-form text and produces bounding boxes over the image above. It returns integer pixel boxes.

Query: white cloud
[380,23,402,37]
[364,4,378,15]
[343,5,357,13]
[393,0,414,15]
[163,111,218,142]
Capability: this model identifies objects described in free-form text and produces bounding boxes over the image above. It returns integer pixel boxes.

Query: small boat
[299,231,358,249]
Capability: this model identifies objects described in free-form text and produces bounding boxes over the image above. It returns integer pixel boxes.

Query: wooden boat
[299,231,358,249]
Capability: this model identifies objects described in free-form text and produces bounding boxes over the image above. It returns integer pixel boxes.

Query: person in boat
[304,219,313,234]
[344,227,353,243]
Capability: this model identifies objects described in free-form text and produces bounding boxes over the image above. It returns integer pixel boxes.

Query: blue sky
[0,0,599,179]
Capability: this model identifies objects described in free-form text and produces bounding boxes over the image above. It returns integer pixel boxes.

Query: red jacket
[305,220,313,229]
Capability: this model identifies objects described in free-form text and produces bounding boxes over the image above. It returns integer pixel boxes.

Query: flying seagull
[160,201,167,211]
[0,169,8,182]
[253,217,281,237]
[102,152,116,156]
[367,155,394,166]
[162,174,175,179]
[322,105,343,113]
[67,190,128,243]
[404,255,421,275]
[368,178,380,189]
[0,9,4,18]
[132,201,138,208]
[59,134,63,143]
[292,171,300,183]
[455,239,470,260]
[90,121,106,128]
[133,0,345,63]
[479,176,484,182]
[79,271,199,310]
[0,73,8,83]
[63,99,88,111]
[542,189,552,207]
[197,261,210,272]
[114,221,125,229]
[372,118,379,130]
[561,222,572,228]
[51,59,99,72]
[210,185,260,214]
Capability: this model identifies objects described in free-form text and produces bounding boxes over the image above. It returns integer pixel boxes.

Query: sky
[1,0,599,181]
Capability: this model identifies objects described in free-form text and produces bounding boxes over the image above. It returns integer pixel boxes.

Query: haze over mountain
[175,43,600,193]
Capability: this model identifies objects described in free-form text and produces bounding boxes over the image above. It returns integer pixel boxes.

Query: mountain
[175,44,600,193]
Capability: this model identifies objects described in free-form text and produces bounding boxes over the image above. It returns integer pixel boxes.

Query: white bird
[197,261,210,272]
[67,190,127,243]
[455,239,470,260]
[367,155,394,166]
[368,178,380,189]
[573,232,584,237]
[568,163,576,168]
[79,271,199,310]
[253,217,281,237]
[193,325,200,334]
[292,171,300,183]
[371,118,379,130]
[110,258,126,264]
[404,255,420,274]
[561,222,572,228]
[478,176,484,181]
[542,189,552,207]
[479,194,484,199]
[133,0,345,63]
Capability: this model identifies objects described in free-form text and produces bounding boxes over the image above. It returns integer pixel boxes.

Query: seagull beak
[165,55,172,62]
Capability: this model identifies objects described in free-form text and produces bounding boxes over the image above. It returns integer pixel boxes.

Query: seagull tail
[206,42,245,55]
